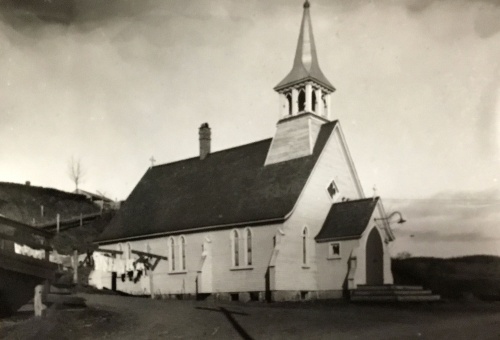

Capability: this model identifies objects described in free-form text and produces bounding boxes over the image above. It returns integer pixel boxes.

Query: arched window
[179,236,186,271]
[245,228,252,266]
[312,90,317,112]
[117,244,123,259]
[286,93,293,115]
[169,237,176,271]
[298,89,306,112]
[126,243,131,260]
[302,227,308,265]
[232,230,240,267]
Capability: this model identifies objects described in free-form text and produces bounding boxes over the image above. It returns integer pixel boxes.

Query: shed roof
[96,121,337,244]
[315,198,379,241]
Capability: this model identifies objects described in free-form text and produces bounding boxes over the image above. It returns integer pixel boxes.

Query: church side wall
[211,225,277,296]
[94,224,278,298]
[273,126,364,296]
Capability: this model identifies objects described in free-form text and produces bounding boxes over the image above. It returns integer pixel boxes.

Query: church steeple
[265,1,335,166]
[274,0,335,120]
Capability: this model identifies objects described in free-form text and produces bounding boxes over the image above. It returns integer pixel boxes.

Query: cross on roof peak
[149,156,156,168]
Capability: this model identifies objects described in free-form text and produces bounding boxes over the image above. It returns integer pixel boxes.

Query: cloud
[0,0,254,28]
[0,0,155,23]
[3,0,500,41]
[387,198,500,222]
[405,0,500,13]
[405,0,435,13]
[403,0,500,40]
[474,2,500,38]
[431,188,500,201]
[395,229,499,243]
[386,192,500,257]
[0,0,499,208]
[0,0,74,24]
[474,63,500,159]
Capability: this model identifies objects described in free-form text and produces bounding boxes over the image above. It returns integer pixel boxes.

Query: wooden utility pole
[73,249,79,284]
[150,269,155,299]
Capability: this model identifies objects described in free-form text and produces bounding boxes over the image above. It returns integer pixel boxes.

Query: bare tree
[68,157,86,191]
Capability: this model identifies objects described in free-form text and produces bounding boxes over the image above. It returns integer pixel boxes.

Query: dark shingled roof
[315,198,379,241]
[96,121,337,243]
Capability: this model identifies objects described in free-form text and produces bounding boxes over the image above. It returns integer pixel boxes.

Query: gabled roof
[96,122,337,244]
[274,1,334,92]
[315,198,379,242]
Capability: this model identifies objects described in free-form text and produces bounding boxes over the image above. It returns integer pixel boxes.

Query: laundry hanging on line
[92,251,150,282]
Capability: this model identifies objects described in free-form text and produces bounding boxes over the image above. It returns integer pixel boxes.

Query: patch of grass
[0,182,100,226]
[0,306,124,340]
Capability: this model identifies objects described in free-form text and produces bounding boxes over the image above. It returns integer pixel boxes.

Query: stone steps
[351,294,441,302]
[353,289,434,296]
[356,284,424,290]
[49,285,73,295]
[351,285,440,302]
[45,293,86,307]
[42,283,86,309]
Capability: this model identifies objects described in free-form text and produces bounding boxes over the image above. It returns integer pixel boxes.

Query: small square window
[328,242,341,259]
[326,180,340,201]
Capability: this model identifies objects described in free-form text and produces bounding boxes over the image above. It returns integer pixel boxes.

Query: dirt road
[2,294,500,339]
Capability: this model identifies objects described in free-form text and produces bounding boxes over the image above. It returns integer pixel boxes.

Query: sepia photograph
[0,0,499,339]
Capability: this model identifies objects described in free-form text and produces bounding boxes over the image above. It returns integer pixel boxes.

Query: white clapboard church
[93,1,398,302]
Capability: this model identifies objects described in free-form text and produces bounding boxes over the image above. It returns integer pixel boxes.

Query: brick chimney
[199,123,211,160]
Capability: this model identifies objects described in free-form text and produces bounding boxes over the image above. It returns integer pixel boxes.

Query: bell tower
[265,0,335,166]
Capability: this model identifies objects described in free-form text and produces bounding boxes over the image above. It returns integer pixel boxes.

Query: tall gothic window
[126,243,131,259]
[169,237,176,271]
[117,244,123,259]
[245,228,252,266]
[298,89,306,112]
[286,93,293,115]
[179,236,186,271]
[232,230,240,267]
[302,227,308,265]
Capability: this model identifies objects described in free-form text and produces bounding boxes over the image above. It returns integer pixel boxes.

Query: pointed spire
[275,1,334,92]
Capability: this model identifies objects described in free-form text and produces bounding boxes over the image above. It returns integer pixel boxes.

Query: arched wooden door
[366,227,384,285]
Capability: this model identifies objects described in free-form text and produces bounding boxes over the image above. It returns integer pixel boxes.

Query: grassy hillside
[392,255,500,300]
[51,210,116,254]
[0,181,100,225]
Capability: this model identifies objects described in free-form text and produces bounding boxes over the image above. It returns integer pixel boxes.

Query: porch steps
[46,283,86,309]
[351,285,440,302]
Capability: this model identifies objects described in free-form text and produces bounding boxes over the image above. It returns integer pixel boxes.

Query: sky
[0,0,499,257]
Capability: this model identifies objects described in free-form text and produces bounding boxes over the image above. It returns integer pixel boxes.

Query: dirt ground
[1,294,500,340]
